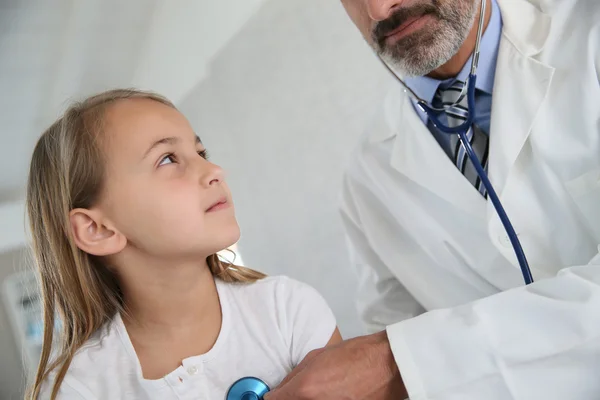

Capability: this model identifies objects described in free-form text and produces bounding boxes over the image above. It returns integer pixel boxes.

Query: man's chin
[379,54,431,78]
[379,49,451,78]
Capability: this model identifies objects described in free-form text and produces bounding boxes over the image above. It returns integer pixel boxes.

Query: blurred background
[0,0,394,397]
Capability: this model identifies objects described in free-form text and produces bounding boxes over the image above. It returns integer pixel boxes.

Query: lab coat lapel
[380,0,555,218]
[487,0,555,205]
[387,91,486,217]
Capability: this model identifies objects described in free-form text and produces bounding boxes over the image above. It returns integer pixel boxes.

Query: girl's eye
[159,154,176,166]
[198,149,209,160]
[158,150,208,167]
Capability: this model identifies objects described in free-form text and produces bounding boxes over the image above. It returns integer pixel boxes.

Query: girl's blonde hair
[25,89,265,400]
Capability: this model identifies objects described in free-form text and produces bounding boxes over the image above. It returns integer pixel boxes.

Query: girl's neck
[118,254,221,339]
[115,254,224,379]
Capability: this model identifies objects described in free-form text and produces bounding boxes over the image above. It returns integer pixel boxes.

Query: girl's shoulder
[218,274,326,307]
[39,316,136,399]
[221,274,337,366]
[218,274,336,346]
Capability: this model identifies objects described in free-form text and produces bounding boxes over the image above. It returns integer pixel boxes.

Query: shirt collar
[404,0,502,103]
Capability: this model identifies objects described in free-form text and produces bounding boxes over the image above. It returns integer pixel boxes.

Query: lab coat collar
[485,1,555,219]
[496,0,551,57]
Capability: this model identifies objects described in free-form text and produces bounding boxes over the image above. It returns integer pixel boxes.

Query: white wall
[0,201,27,254]
[0,0,158,196]
[132,0,269,104]
[179,0,392,338]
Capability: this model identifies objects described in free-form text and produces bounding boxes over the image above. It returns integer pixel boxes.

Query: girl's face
[95,98,240,260]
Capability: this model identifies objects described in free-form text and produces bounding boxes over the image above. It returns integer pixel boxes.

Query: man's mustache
[373,4,438,47]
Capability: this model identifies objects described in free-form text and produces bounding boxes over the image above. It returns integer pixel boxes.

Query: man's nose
[365,0,404,21]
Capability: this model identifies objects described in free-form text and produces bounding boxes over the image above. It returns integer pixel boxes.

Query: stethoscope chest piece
[226,377,270,400]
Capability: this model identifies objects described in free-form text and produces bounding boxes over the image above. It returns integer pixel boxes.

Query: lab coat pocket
[565,168,600,240]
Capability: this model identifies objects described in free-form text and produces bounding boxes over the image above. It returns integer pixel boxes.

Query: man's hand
[264,331,408,400]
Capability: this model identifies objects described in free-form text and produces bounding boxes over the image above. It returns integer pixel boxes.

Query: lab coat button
[187,366,198,375]
[499,233,521,247]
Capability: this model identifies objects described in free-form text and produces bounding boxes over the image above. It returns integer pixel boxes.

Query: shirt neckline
[115,277,232,389]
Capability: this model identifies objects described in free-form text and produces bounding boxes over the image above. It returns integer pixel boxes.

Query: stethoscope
[226,377,270,400]
[227,1,534,398]
[378,0,534,286]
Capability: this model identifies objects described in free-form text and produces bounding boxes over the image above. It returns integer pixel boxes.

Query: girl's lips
[206,198,229,212]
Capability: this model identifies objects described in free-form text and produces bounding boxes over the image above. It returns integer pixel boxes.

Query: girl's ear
[69,208,126,256]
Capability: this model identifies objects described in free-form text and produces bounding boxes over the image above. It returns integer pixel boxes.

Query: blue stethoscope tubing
[377,0,534,285]
[420,74,533,285]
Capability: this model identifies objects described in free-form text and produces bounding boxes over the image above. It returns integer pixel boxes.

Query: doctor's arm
[266,263,600,400]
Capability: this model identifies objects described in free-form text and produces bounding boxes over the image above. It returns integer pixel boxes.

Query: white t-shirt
[40,276,336,399]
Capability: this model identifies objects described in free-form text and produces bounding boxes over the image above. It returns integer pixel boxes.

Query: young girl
[26,89,342,399]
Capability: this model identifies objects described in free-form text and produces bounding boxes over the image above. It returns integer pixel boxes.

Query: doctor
[266,0,600,399]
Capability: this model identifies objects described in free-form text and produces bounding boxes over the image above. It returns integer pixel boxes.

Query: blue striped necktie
[433,80,489,197]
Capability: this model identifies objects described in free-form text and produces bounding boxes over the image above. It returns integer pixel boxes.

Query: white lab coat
[340,0,600,398]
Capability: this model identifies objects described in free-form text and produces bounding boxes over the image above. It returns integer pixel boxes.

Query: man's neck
[427,0,492,80]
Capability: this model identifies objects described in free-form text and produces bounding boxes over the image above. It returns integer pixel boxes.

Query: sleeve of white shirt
[387,262,600,400]
[275,276,337,366]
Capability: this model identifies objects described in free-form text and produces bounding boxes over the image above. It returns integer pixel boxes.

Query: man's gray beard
[378,3,478,78]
